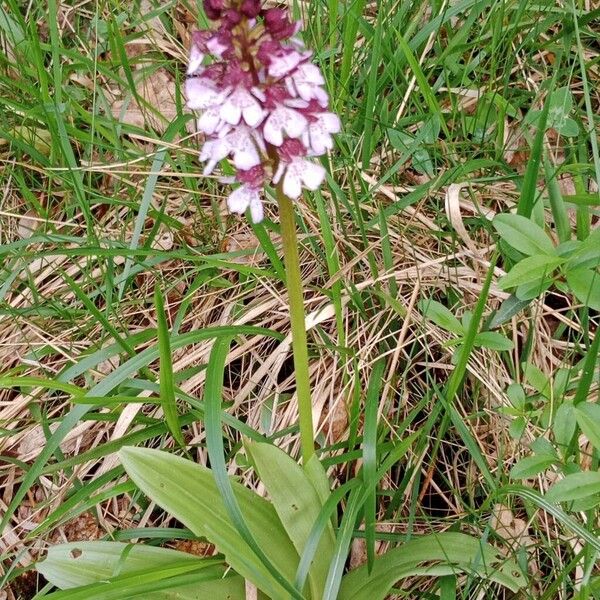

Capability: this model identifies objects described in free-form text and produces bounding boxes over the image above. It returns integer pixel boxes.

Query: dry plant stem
[277,186,315,464]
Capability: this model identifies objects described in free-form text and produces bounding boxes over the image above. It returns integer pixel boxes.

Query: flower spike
[185,0,339,222]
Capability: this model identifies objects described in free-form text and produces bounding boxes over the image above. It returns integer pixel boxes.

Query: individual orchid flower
[272,139,325,200]
[199,125,264,174]
[184,0,339,222]
[301,102,341,155]
[226,165,265,223]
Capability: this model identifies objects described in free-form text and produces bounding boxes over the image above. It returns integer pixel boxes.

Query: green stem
[277,187,315,464]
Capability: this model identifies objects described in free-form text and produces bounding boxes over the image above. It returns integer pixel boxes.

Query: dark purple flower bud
[191,30,213,52]
[222,61,253,87]
[203,0,224,20]
[263,84,290,107]
[208,27,235,58]
[278,138,306,161]
[241,0,261,18]
[256,40,277,65]
[222,9,242,27]
[263,8,297,40]
[263,9,285,29]
[202,62,226,82]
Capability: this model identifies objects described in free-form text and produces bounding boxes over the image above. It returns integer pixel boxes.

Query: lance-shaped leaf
[246,440,336,599]
[37,541,244,599]
[119,446,300,599]
[338,532,526,600]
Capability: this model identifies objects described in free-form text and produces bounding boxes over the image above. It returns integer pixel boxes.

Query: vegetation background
[0,0,598,598]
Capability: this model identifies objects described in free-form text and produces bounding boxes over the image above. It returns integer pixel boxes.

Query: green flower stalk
[277,186,314,462]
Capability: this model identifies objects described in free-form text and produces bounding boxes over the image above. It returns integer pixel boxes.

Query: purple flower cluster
[185,0,340,223]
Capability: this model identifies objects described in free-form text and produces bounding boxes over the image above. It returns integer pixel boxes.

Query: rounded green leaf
[510,455,556,480]
[499,255,563,290]
[553,402,576,449]
[515,277,554,300]
[545,472,600,503]
[493,213,556,256]
[566,268,600,310]
[575,403,600,450]
[418,299,463,334]
[473,331,514,351]
[38,542,205,589]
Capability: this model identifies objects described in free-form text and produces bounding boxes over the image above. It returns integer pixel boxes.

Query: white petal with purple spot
[226,185,264,222]
[221,88,265,127]
[249,196,264,222]
[299,160,326,190]
[278,159,325,199]
[227,128,262,170]
[187,46,204,75]
[228,185,255,212]
[263,106,307,146]
[186,78,228,110]
[304,112,341,155]
[197,107,223,135]
[200,138,230,175]
[268,51,303,78]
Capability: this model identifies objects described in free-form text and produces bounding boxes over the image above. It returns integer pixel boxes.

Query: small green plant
[418,298,514,363]
[387,116,440,178]
[493,213,600,309]
[508,333,600,513]
[523,87,579,138]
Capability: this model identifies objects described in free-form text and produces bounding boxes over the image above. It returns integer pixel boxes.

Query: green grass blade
[517,92,552,217]
[363,359,385,572]
[0,326,278,534]
[322,486,364,600]
[499,485,600,553]
[337,0,367,108]
[572,328,600,406]
[154,284,184,446]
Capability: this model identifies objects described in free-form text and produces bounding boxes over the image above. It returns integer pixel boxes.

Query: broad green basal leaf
[338,532,526,600]
[37,541,208,588]
[303,454,333,513]
[246,441,336,600]
[119,446,299,599]
[36,541,243,600]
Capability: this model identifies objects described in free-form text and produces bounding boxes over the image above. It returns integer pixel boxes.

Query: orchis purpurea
[185,0,340,222]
